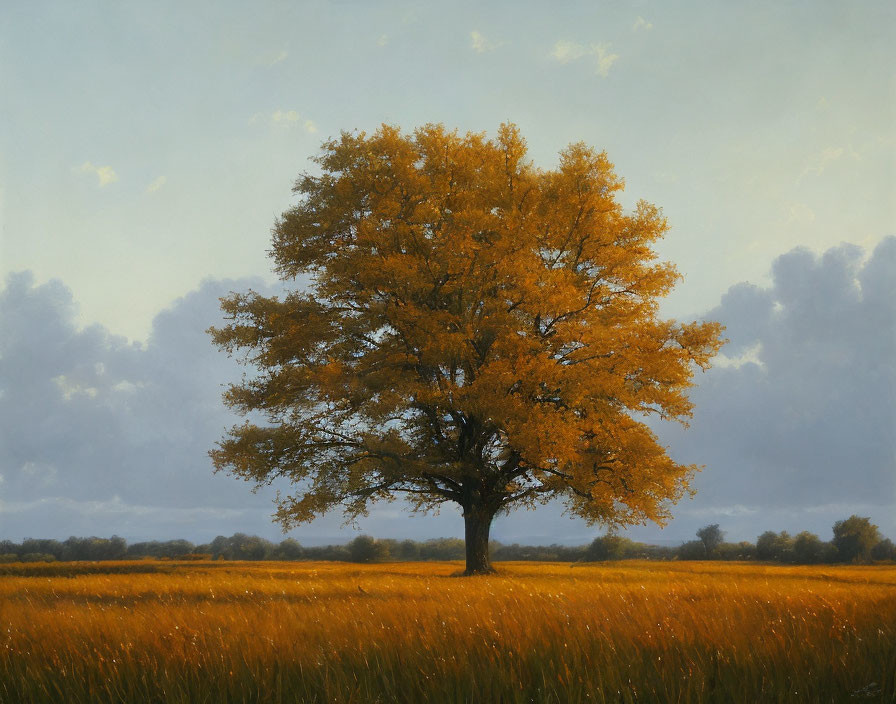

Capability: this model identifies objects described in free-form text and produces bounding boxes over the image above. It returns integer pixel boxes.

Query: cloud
[253,49,288,67]
[632,16,653,32]
[0,273,615,544]
[272,109,299,123]
[267,49,288,66]
[470,30,501,53]
[785,202,815,225]
[550,40,588,64]
[76,161,118,187]
[250,111,318,133]
[377,34,389,47]
[797,145,858,184]
[593,44,619,77]
[0,272,290,540]
[2,238,893,543]
[550,41,618,77]
[655,238,896,538]
[819,146,845,162]
[146,176,167,194]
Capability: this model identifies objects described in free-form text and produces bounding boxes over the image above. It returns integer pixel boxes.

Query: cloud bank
[654,237,895,539]
[0,274,287,541]
[1,238,893,543]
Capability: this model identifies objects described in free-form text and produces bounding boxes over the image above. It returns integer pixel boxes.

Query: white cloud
[272,109,300,123]
[786,202,816,225]
[20,461,58,488]
[0,495,249,521]
[76,161,118,187]
[678,504,760,519]
[550,41,619,77]
[632,16,653,32]
[797,145,857,184]
[551,40,588,64]
[652,170,679,185]
[377,34,389,47]
[268,49,288,66]
[471,30,502,53]
[250,110,318,133]
[254,49,288,67]
[713,341,764,369]
[146,175,167,194]
[819,146,845,164]
[53,374,99,400]
[593,44,619,77]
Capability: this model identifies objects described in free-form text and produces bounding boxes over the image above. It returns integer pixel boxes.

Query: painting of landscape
[1,2,893,702]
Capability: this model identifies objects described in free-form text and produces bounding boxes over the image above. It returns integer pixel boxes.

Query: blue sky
[1,1,893,545]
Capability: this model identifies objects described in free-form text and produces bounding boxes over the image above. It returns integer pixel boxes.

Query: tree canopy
[696,524,725,557]
[832,515,880,563]
[209,123,724,574]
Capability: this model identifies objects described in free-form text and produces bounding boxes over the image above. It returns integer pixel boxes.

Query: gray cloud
[654,237,896,539]
[1,239,894,544]
[0,273,476,543]
[0,273,287,540]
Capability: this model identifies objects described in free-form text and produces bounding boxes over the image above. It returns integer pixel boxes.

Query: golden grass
[1,560,894,703]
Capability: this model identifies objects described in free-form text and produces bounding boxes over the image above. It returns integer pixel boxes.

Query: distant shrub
[419,538,465,561]
[677,540,707,560]
[792,532,834,564]
[715,542,756,561]
[21,553,57,563]
[756,531,794,562]
[348,535,390,563]
[585,534,637,561]
[871,538,896,562]
[396,539,421,561]
[274,538,304,560]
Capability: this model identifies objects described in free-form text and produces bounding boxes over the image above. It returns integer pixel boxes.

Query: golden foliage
[209,124,724,557]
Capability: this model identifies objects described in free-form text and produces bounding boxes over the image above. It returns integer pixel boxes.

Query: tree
[397,539,421,561]
[696,524,724,557]
[832,515,880,563]
[871,538,896,562]
[584,533,638,561]
[275,538,305,560]
[209,124,724,575]
[348,535,390,563]
[677,540,707,560]
[715,541,756,561]
[792,531,831,564]
[756,530,794,562]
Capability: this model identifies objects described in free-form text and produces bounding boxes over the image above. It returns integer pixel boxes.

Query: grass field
[1,560,894,703]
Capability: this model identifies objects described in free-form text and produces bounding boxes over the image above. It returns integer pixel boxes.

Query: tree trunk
[463,505,496,575]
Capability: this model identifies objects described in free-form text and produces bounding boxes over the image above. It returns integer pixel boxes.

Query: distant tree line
[1,516,892,565]
[582,516,894,565]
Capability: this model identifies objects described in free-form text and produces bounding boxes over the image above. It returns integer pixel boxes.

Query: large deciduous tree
[209,124,724,575]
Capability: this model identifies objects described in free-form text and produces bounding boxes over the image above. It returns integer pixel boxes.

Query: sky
[1,1,894,546]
